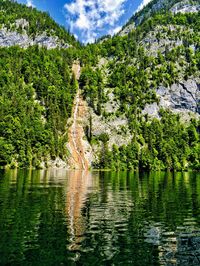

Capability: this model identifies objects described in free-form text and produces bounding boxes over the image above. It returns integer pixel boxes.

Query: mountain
[78,0,200,170]
[0,0,81,168]
[120,0,200,35]
[0,0,199,171]
[0,0,78,48]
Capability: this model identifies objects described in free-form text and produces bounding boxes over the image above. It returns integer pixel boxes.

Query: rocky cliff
[79,0,200,169]
[0,21,69,49]
[171,1,200,14]
[0,0,199,170]
[0,0,76,49]
[120,0,200,35]
[143,79,200,119]
[118,0,200,119]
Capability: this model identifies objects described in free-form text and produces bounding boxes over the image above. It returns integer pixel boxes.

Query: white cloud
[64,0,127,43]
[26,0,35,8]
[136,0,152,12]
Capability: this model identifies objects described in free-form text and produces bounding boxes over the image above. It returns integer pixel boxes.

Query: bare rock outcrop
[143,79,200,118]
[0,27,69,49]
[171,1,200,14]
[119,0,199,36]
[0,28,30,47]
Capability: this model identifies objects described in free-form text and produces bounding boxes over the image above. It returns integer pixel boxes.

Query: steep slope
[67,63,92,170]
[0,0,78,48]
[0,0,199,171]
[0,46,78,168]
[120,0,200,35]
[78,0,200,171]
[0,1,82,168]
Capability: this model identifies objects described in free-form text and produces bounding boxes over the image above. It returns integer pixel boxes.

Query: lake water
[0,170,200,265]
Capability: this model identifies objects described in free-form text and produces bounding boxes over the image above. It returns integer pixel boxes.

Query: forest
[0,0,199,170]
[79,11,200,171]
[0,46,78,168]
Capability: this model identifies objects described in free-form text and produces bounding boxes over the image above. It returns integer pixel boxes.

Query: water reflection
[0,170,200,265]
[141,172,200,266]
[65,170,93,252]
[0,169,70,265]
[144,222,200,265]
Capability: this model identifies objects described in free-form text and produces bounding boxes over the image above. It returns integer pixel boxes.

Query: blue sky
[16,0,152,43]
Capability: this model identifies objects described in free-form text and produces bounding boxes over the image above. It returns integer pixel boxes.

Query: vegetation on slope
[0,0,199,170]
[0,0,78,46]
[124,0,200,28]
[78,11,200,171]
[0,46,78,168]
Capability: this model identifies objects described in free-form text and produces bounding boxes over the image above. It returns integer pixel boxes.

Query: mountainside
[120,0,200,35]
[0,0,199,170]
[78,0,200,170]
[0,0,78,48]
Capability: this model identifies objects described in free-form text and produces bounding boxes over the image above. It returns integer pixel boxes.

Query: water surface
[0,170,200,265]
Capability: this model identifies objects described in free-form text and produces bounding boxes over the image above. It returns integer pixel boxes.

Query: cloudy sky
[16,0,152,43]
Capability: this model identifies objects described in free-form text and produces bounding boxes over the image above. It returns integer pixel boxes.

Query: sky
[16,0,152,43]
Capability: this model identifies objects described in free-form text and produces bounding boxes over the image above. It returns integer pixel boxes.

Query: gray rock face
[143,0,200,20]
[158,80,200,113]
[119,24,135,37]
[34,34,69,49]
[141,24,194,56]
[0,27,69,49]
[142,102,160,118]
[121,0,199,36]
[15,18,29,29]
[0,28,31,47]
[143,79,200,118]
[171,1,200,14]
[34,35,58,49]
[150,0,168,13]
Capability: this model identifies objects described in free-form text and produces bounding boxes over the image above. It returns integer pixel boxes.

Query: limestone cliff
[0,25,70,49]
[143,79,200,119]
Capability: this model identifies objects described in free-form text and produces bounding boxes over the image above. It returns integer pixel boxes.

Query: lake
[0,169,200,265]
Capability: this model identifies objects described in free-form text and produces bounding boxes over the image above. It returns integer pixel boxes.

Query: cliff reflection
[65,170,94,251]
[0,169,200,265]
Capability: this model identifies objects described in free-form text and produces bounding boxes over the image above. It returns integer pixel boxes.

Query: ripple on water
[1,170,200,266]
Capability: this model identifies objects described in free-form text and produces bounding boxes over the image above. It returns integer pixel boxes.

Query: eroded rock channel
[67,63,92,170]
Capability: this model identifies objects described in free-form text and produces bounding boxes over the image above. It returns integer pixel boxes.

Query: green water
[0,170,200,265]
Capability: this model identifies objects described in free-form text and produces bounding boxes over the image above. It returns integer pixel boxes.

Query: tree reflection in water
[0,169,200,265]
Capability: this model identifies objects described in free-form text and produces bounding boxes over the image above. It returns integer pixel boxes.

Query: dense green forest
[0,46,78,167]
[0,0,199,170]
[97,113,200,171]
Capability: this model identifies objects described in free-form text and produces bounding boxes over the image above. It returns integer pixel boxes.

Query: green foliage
[80,11,200,171]
[96,112,199,171]
[0,0,199,171]
[0,46,77,167]
[79,66,105,115]
[0,0,78,47]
